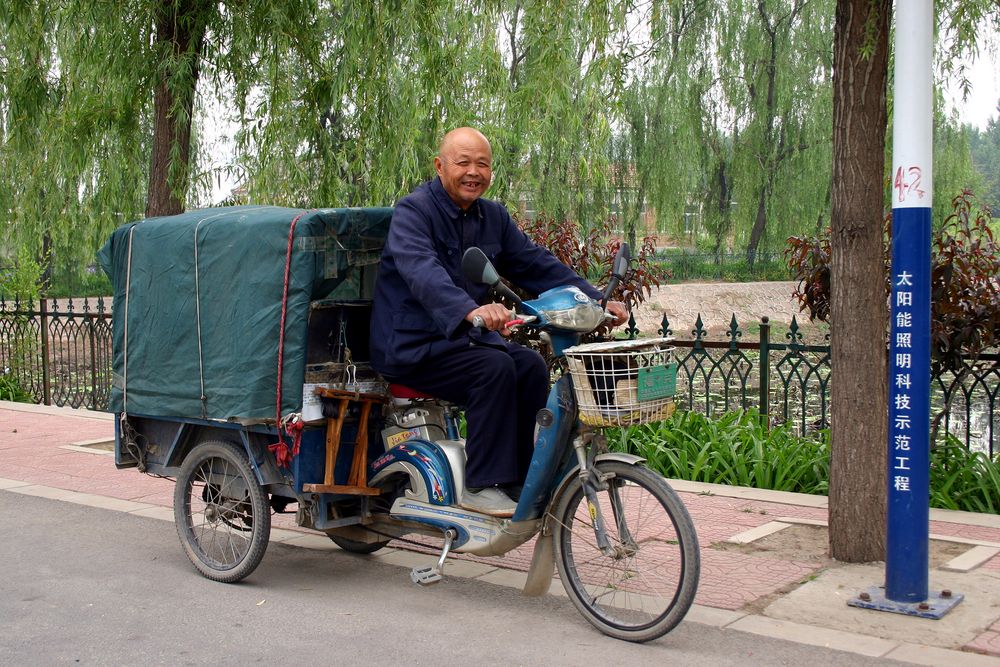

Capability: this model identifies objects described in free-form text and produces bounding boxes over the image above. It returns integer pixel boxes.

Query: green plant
[0,373,33,403]
[610,408,1000,514]
[930,436,1000,513]
[607,409,830,495]
[1,247,46,399]
[1,246,47,303]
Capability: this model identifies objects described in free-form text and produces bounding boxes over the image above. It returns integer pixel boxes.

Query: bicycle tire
[174,440,270,583]
[552,461,700,642]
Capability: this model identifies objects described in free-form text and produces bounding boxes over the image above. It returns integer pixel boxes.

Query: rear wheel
[328,535,390,554]
[552,461,699,642]
[174,440,270,582]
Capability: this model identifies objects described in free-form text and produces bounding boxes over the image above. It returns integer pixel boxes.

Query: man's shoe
[460,487,517,517]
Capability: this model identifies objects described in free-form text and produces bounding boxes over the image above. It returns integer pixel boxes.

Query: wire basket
[563,337,678,427]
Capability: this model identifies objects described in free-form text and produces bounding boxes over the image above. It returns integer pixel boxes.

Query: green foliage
[930,436,1000,513]
[610,408,1000,513]
[0,373,33,403]
[2,0,997,291]
[1,246,46,303]
[608,409,830,494]
[0,246,45,383]
[655,249,792,283]
[967,118,1000,212]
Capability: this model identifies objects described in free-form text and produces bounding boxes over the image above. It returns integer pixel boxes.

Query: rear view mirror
[602,243,632,307]
[612,244,631,279]
[461,247,523,308]
[461,247,500,287]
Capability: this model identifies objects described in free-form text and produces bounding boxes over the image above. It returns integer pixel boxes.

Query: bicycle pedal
[410,566,443,586]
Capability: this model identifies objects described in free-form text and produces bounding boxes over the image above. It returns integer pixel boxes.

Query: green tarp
[98,205,391,421]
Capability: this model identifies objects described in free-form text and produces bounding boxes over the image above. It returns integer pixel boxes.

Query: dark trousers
[384,342,549,488]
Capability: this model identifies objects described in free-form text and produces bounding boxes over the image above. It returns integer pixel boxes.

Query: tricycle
[102,206,699,643]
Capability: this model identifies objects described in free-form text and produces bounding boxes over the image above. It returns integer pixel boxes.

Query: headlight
[543,303,605,332]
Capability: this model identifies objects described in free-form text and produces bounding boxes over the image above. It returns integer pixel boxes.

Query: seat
[388,383,437,400]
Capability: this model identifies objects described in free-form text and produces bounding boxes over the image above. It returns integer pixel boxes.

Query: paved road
[1,491,911,666]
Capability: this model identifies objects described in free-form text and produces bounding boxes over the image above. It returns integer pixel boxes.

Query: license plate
[637,363,677,401]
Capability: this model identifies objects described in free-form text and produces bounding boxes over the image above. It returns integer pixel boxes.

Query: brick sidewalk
[2,402,999,660]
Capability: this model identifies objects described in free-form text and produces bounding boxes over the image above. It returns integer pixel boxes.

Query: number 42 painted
[894,166,925,203]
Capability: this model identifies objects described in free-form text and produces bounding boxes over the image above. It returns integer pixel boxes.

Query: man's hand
[606,300,629,327]
[467,303,515,332]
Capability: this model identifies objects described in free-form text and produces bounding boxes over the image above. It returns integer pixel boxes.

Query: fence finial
[659,314,672,337]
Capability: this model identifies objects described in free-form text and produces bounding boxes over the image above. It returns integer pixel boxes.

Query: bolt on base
[847,586,964,619]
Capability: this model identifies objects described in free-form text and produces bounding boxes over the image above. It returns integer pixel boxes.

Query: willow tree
[712,0,836,268]
[611,0,713,248]
[0,0,328,280]
[0,2,151,277]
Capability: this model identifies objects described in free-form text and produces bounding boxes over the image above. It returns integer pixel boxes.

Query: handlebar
[471,314,538,330]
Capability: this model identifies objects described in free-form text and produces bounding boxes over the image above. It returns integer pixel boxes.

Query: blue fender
[370,439,455,505]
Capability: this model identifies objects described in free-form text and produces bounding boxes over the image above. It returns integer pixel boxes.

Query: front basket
[563,337,678,427]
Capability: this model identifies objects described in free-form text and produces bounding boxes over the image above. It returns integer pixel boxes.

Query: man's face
[434,132,492,210]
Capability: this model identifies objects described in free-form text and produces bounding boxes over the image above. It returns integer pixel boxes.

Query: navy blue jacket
[370,177,602,376]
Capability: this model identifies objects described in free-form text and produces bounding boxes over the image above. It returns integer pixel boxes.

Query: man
[370,127,627,517]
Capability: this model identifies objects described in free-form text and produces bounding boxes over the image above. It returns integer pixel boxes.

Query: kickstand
[411,528,457,586]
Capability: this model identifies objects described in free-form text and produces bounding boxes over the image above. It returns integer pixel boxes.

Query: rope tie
[270,210,312,467]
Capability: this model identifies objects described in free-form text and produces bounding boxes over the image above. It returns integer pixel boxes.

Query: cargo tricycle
[100,206,699,643]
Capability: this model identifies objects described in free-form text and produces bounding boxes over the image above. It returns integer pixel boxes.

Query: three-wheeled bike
[99,205,699,643]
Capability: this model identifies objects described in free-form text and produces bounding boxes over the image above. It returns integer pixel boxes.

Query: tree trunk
[145,0,211,218]
[746,184,770,270]
[828,0,890,562]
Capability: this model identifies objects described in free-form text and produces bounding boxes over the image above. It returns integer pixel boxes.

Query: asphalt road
[0,490,907,666]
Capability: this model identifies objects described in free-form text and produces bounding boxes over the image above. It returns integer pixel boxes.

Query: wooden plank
[322,397,350,486]
[347,399,374,486]
[314,386,388,403]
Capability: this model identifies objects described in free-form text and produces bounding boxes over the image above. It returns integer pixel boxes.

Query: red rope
[269,210,310,468]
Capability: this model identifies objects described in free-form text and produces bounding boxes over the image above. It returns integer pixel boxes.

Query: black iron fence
[1,295,997,456]
[0,296,113,410]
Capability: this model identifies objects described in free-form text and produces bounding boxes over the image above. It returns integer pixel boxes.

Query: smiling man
[369,127,627,517]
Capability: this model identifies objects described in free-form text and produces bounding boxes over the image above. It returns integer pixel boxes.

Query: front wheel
[552,461,700,642]
[173,440,271,583]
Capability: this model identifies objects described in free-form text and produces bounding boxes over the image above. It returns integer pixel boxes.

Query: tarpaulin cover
[97,205,391,421]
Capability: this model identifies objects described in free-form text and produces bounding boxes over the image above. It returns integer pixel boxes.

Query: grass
[608,408,1000,514]
[654,249,793,283]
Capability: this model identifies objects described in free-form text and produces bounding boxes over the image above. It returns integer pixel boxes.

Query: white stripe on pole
[891,2,933,209]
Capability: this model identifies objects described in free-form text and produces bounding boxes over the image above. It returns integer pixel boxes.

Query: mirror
[612,244,631,278]
[601,242,632,308]
[461,247,523,308]
[462,247,500,286]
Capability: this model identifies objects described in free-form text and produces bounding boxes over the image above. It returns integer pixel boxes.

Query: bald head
[434,127,493,209]
[438,127,492,158]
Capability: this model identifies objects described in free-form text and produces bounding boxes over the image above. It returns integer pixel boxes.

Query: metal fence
[1,295,997,456]
[0,296,113,410]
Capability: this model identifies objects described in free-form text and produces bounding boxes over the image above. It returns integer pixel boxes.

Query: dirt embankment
[632,281,823,340]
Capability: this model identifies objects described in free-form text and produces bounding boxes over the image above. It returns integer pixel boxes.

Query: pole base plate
[847,585,963,619]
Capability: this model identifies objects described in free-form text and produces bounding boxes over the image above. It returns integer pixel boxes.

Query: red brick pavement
[3,403,1000,656]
